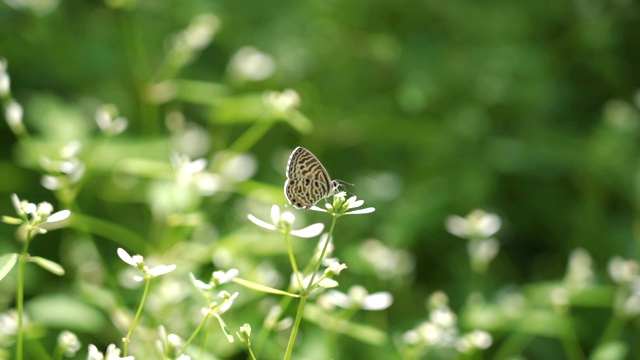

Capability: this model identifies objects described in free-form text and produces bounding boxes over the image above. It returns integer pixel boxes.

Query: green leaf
[26,293,106,332]
[1,216,23,225]
[233,278,299,297]
[30,256,65,276]
[304,303,389,346]
[591,341,628,360]
[0,253,19,282]
[214,313,235,343]
[69,214,147,254]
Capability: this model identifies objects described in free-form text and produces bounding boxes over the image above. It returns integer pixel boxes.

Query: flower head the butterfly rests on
[309,192,375,216]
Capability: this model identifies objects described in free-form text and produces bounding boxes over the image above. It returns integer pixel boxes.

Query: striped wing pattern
[284,147,338,209]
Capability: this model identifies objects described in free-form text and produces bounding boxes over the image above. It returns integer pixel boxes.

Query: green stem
[246,344,258,360]
[198,319,211,360]
[123,276,152,356]
[284,231,305,291]
[178,311,212,357]
[15,231,32,360]
[283,215,339,360]
[229,118,275,154]
[283,295,307,360]
[596,314,626,347]
[305,215,338,294]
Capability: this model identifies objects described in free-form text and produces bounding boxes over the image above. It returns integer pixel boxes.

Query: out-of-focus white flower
[5,100,22,128]
[57,330,81,357]
[608,256,639,284]
[446,209,501,239]
[227,46,275,82]
[320,285,393,311]
[237,323,252,346]
[4,0,60,16]
[359,239,415,279]
[456,330,493,353]
[95,104,128,136]
[190,269,239,291]
[564,248,594,289]
[202,291,239,316]
[467,238,500,273]
[87,343,133,360]
[0,59,9,96]
[262,89,300,113]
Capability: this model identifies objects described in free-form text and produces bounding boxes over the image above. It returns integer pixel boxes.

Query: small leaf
[0,253,19,282]
[30,256,65,276]
[233,278,299,297]
[214,313,235,343]
[1,216,23,225]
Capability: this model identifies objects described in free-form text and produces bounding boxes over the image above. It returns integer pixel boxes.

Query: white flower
[359,239,415,279]
[320,285,393,311]
[430,307,457,328]
[248,205,324,238]
[309,192,375,216]
[202,291,239,316]
[87,344,133,360]
[446,209,501,239]
[57,330,81,357]
[564,248,594,289]
[117,248,176,281]
[608,256,639,284]
[5,100,22,128]
[228,46,275,82]
[0,71,9,96]
[4,194,71,234]
[0,310,20,336]
[457,330,493,353]
[212,268,239,285]
[95,105,128,136]
[190,269,239,291]
[262,89,301,113]
[324,261,348,276]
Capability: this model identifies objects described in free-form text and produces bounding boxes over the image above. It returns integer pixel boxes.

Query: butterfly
[284,147,341,209]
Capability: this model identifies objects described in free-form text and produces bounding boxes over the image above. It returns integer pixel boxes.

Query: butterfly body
[285,147,340,209]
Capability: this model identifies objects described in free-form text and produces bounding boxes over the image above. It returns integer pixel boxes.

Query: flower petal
[323,290,351,308]
[46,210,71,223]
[362,292,393,310]
[345,207,375,215]
[445,215,468,238]
[291,223,324,238]
[478,213,501,238]
[247,214,277,231]
[147,264,177,277]
[117,248,136,266]
[270,205,280,225]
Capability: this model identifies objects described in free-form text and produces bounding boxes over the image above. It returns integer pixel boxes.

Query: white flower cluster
[446,209,501,273]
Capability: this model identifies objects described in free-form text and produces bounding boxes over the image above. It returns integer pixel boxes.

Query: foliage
[1,0,640,359]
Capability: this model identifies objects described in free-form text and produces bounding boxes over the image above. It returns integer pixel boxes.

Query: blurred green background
[1,0,640,359]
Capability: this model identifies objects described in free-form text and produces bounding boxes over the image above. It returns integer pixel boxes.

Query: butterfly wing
[285,177,332,209]
[285,147,334,209]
